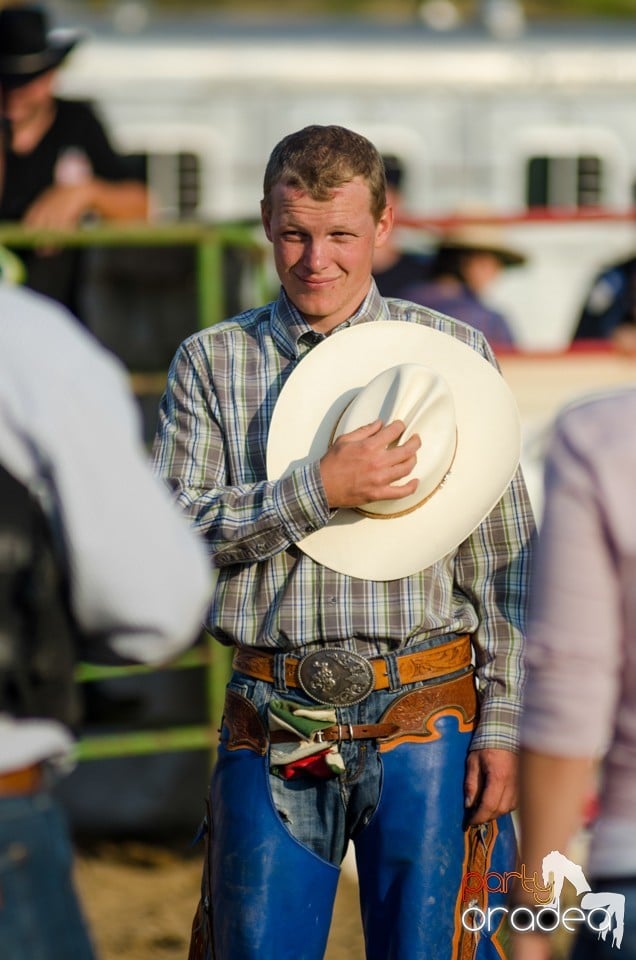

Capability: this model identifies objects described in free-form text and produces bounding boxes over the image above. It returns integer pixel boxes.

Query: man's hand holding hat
[320,418,421,510]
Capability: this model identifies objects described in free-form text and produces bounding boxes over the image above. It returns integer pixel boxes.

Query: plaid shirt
[152,282,536,751]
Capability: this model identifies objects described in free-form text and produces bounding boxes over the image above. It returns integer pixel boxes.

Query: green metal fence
[73,636,230,763]
[0,220,269,767]
[0,220,270,328]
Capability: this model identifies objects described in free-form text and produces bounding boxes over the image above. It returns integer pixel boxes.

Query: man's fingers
[321,418,423,508]
[381,450,419,486]
[338,419,411,448]
[464,748,518,825]
[339,418,384,442]
[464,757,479,811]
[387,432,421,464]
[366,428,420,496]
[369,477,419,502]
[467,786,515,825]
[378,418,408,446]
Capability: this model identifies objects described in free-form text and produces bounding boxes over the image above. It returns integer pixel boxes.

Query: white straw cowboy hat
[267,321,521,581]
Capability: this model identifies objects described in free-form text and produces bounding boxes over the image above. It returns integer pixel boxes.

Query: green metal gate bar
[0,220,270,328]
[73,631,231,764]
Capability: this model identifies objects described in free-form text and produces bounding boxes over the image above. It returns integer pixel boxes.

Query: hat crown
[0,5,79,85]
[0,7,50,58]
[333,363,456,517]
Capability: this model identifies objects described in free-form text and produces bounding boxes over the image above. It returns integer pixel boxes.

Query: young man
[0,284,211,960]
[153,124,535,960]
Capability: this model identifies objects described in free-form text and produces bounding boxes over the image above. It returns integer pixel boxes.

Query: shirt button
[329,597,337,604]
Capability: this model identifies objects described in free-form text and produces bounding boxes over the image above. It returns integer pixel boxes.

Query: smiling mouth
[297,275,338,287]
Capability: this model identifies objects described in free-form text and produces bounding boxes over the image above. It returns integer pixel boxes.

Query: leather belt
[0,764,44,797]
[222,671,478,756]
[233,634,471,696]
[270,722,400,744]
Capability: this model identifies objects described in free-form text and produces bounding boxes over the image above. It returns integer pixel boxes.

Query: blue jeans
[205,637,518,960]
[0,789,95,960]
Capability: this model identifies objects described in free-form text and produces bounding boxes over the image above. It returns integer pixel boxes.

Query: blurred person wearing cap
[400,223,526,349]
[573,254,636,355]
[153,123,535,960]
[371,153,430,297]
[0,282,212,959]
[0,4,149,318]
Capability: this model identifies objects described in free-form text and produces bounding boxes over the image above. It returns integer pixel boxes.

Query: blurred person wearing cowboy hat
[152,124,536,960]
[401,222,527,350]
[0,3,148,318]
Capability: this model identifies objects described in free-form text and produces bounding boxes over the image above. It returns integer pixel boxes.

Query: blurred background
[4,0,636,840]
[42,0,636,353]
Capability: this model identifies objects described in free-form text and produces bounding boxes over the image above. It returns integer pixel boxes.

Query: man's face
[262,176,392,333]
[2,71,55,129]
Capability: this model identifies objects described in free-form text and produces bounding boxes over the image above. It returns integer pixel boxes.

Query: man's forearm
[89,178,149,221]
[518,750,595,897]
[172,461,331,567]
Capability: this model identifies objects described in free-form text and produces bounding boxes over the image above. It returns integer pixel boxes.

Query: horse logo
[542,850,625,949]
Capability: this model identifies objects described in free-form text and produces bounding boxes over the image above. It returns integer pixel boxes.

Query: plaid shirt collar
[270,281,391,361]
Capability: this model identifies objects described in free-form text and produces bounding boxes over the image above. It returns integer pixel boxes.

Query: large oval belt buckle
[297,649,375,707]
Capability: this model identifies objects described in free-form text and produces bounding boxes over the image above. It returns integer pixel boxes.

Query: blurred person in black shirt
[0,4,148,318]
[371,154,429,297]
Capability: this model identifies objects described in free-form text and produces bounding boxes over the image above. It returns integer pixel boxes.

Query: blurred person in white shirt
[0,283,211,960]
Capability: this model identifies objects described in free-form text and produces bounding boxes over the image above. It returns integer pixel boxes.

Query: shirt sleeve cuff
[272,461,331,543]
[469,697,522,753]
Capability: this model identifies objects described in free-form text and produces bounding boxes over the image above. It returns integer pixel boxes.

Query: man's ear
[261,200,272,242]
[375,203,394,249]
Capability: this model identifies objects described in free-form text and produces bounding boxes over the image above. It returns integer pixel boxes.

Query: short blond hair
[262,125,387,222]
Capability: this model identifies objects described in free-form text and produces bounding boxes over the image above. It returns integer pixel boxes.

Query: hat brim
[0,35,79,87]
[438,239,526,267]
[267,321,521,580]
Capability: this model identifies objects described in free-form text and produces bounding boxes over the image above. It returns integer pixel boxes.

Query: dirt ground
[75,841,366,960]
[76,841,578,960]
